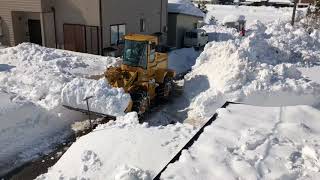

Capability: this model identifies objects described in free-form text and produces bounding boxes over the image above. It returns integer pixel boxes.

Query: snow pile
[184,21,320,119]
[37,112,196,180]
[0,43,122,174]
[62,78,131,116]
[0,91,70,175]
[168,48,200,74]
[168,0,204,17]
[162,104,320,179]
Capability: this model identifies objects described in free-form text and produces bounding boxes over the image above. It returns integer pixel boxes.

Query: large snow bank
[168,0,204,17]
[162,104,320,179]
[37,112,196,180]
[184,21,320,119]
[62,78,131,116]
[0,43,122,174]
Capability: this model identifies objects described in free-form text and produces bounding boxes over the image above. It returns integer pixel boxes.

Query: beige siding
[0,0,43,45]
[101,0,168,48]
[54,0,100,49]
[175,14,202,48]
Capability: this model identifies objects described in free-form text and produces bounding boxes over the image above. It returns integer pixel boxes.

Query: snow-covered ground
[162,104,320,179]
[205,5,305,25]
[0,43,125,175]
[36,113,196,180]
[3,3,320,179]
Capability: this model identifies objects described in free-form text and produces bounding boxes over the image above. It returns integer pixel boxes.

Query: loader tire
[131,91,150,116]
[157,76,173,99]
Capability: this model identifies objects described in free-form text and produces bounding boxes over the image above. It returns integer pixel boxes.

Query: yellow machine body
[105,34,175,114]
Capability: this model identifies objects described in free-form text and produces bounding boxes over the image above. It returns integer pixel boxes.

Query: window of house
[140,19,146,32]
[110,24,126,46]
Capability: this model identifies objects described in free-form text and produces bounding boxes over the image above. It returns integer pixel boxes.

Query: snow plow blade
[62,105,116,120]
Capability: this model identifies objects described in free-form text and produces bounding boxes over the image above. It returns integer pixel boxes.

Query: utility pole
[291,0,298,25]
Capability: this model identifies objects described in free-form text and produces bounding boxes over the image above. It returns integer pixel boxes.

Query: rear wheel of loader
[131,91,150,117]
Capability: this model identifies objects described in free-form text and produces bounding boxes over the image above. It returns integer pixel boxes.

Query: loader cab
[123,39,148,69]
[123,34,169,71]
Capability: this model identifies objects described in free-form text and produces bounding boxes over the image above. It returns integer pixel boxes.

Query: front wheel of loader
[131,91,150,117]
[157,76,173,100]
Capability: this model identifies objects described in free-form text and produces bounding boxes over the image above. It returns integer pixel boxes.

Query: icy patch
[61,78,131,116]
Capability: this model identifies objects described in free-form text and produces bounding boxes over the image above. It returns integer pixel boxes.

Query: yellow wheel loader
[105,34,175,115]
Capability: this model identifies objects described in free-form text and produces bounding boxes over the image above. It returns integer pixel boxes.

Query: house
[0,0,168,55]
[167,0,204,48]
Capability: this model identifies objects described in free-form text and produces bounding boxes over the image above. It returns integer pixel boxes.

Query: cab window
[149,43,156,62]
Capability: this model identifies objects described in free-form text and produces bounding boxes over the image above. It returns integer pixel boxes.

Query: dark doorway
[63,24,86,53]
[28,20,42,45]
[63,24,99,54]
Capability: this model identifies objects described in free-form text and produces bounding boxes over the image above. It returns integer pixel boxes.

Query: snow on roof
[222,15,246,24]
[168,0,205,17]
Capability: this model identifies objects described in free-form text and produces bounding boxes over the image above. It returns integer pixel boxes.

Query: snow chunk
[114,165,151,180]
[61,78,131,116]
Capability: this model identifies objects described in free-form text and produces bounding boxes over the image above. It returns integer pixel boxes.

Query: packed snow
[61,78,131,116]
[168,0,205,17]
[162,104,320,180]
[36,112,196,180]
[183,20,320,119]
[0,43,123,175]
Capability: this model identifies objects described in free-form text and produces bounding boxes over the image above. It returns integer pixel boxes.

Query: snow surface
[168,0,205,17]
[183,20,320,119]
[205,5,304,25]
[0,43,123,174]
[61,78,131,116]
[162,104,320,180]
[299,66,320,84]
[36,112,196,180]
[222,14,246,24]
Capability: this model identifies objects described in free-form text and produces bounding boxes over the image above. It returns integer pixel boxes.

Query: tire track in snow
[256,106,283,178]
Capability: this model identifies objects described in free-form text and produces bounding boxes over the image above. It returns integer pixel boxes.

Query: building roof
[168,0,205,18]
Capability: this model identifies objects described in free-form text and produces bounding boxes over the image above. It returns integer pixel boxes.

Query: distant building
[0,0,167,56]
[167,1,205,48]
